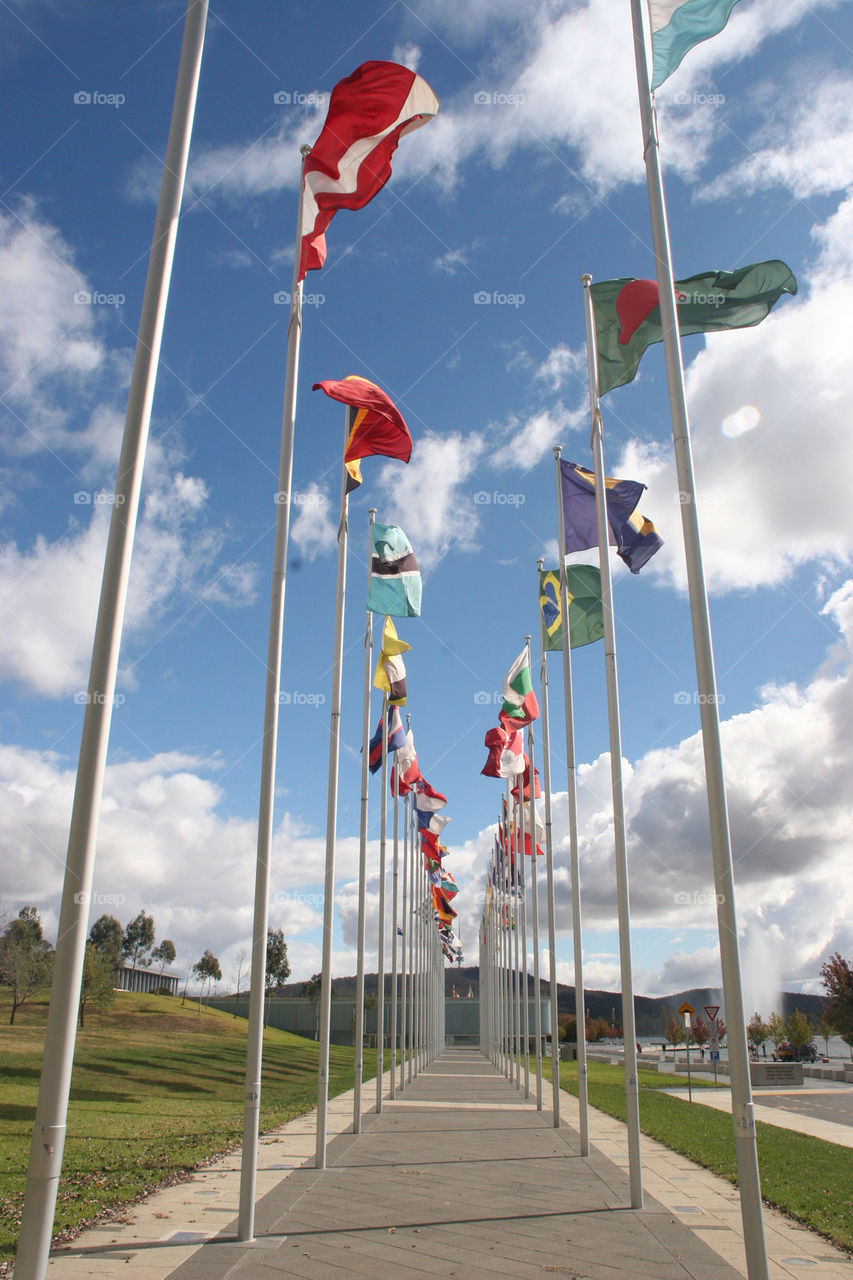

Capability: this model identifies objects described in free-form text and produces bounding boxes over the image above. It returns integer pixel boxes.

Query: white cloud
[289,482,338,561]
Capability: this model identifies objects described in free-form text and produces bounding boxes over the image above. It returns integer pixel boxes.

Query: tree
[664,1015,685,1046]
[232,949,247,1018]
[79,943,115,1027]
[88,914,123,968]
[785,1008,814,1054]
[766,1011,786,1053]
[0,907,53,1024]
[121,910,155,972]
[151,939,176,986]
[264,928,291,1025]
[691,1014,709,1047]
[818,1007,837,1057]
[747,1012,769,1052]
[820,953,853,1041]
[192,949,222,1009]
[302,972,322,1039]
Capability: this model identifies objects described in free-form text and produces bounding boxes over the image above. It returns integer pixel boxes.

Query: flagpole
[525,671,544,1112]
[552,449,591,1157]
[352,510,376,1133]
[376,693,389,1111]
[14,7,208,1274]
[399,781,409,1092]
[578,284,642,1209]
[237,146,312,1237]
[627,8,768,1271]
[314,411,353,1171]
[390,769,399,1099]
[517,755,531,1098]
[508,781,519,1087]
[537,560,561,1128]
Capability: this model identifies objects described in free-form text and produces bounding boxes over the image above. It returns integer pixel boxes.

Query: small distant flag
[648,0,741,90]
[539,565,604,651]
[313,375,412,491]
[499,650,539,729]
[560,460,662,574]
[298,61,439,280]
[396,924,403,936]
[373,615,410,705]
[511,760,541,802]
[390,729,420,795]
[367,704,405,774]
[366,522,422,617]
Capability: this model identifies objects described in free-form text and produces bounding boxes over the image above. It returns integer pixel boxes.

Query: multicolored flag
[648,0,741,90]
[432,885,456,924]
[413,778,447,813]
[367,704,405,774]
[440,869,458,899]
[390,729,420,795]
[591,261,797,396]
[313,375,412,491]
[511,760,541,802]
[560,460,662,573]
[499,650,540,729]
[366,522,421,617]
[298,61,439,280]
[482,725,525,779]
[417,809,451,836]
[373,615,410,705]
[539,565,604,651]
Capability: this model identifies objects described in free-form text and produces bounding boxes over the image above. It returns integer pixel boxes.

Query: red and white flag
[299,60,439,280]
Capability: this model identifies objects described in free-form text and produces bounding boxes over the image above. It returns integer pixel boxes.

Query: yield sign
[704,1005,720,1022]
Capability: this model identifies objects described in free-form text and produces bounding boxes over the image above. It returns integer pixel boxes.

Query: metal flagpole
[314,411,353,1170]
[627,6,768,1270]
[553,448,591,1156]
[525,688,544,1112]
[390,763,399,1098]
[353,511,376,1132]
[14,7,209,1274]
[579,281,642,1209]
[536,562,561,1128]
[517,781,531,1097]
[408,794,416,1080]
[238,145,312,1239]
[399,780,409,1092]
[509,781,520,1087]
[376,693,389,1110]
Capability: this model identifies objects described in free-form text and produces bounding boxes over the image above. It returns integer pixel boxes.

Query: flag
[482,725,525,779]
[432,885,456,924]
[366,522,422,617]
[522,804,545,857]
[560,460,662,573]
[539,565,604,651]
[298,61,439,279]
[499,650,539,729]
[390,729,420,795]
[440,870,458,899]
[591,261,798,396]
[367,704,405,774]
[313,375,412,491]
[511,760,541,802]
[417,810,451,836]
[420,829,444,863]
[396,924,403,937]
[373,615,410,705]
[648,0,741,90]
[413,778,447,813]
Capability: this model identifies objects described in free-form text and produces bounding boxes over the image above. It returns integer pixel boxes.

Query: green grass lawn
[0,991,392,1266]
[560,1059,853,1253]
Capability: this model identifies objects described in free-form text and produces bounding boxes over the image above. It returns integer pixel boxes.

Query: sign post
[679,1002,694,1102]
[705,1006,721,1085]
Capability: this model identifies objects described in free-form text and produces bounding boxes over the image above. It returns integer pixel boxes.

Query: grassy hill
[0,989,389,1267]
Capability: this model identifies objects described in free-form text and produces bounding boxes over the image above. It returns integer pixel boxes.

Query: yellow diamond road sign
[678,1001,694,1016]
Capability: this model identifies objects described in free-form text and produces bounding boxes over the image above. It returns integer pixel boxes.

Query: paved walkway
[42,1049,853,1280]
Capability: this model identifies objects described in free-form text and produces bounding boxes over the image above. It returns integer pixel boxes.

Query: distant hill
[274,967,824,1035]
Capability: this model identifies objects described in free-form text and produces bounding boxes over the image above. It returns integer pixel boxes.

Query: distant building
[114,964,179,995]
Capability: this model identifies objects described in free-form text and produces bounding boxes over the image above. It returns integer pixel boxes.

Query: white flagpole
[14,7,208,1274]
[627,8,768,1272]
[536,559,561,1128]
[553,448,591,1156]
[517,758,531,1098]
[389,762,399,1099]
[579,281,643,1209]
[314,412,353,1171]
[525,672,544,1112]
[352,510,376,1132]
[238,146,310,1240]
[399,780,409,1092]
[376,693,389,1110]
[508,781,520,1088]
[407,792,416,1081]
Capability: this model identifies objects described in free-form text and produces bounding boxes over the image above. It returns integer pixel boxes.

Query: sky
[1,0,852,1014]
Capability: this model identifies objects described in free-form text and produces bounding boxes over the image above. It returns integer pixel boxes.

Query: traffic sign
[704,1005,720,1022]
[710,1050,720,1061]
[678,1001,694,1017]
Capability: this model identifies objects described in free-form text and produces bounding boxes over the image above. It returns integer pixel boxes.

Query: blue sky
[2,0,852,1010]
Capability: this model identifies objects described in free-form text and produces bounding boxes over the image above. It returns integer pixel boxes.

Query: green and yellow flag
[539,565,604,651]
